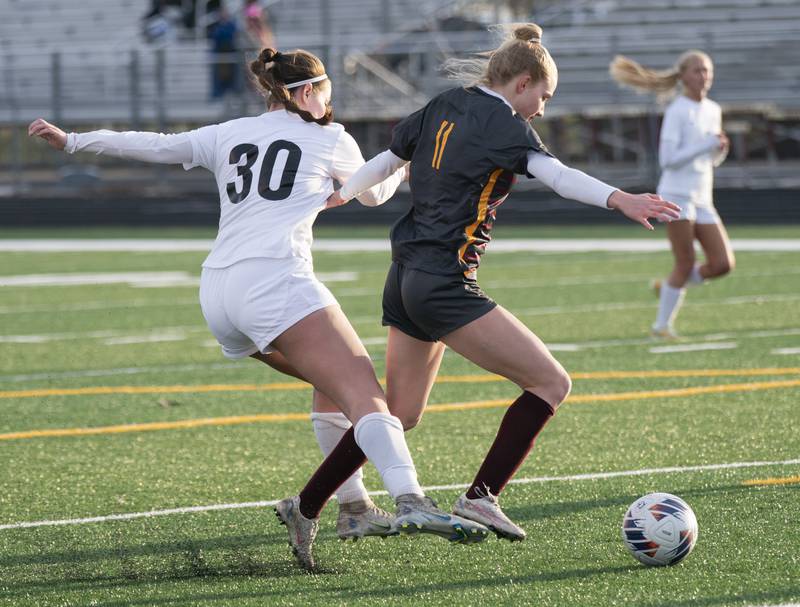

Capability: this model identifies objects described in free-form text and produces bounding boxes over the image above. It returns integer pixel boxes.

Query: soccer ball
[621,492,698,566]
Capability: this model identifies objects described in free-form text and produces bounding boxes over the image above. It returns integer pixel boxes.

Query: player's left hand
[325,190,346,209]
[28,118,67,151]
[607,191,681,230]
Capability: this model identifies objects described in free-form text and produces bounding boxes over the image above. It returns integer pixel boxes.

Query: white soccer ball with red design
[621,492,698,566]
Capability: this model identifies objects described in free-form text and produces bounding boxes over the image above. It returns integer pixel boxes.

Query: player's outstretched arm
[28,118,197,165]
[526,151,680,230]
[28,118,67,150]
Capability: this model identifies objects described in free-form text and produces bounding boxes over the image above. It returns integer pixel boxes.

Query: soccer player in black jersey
[306,23,681,542]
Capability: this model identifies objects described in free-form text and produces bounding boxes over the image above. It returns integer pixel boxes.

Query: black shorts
[381,261,497,341]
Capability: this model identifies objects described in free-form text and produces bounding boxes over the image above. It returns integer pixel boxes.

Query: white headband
[285,74,328,89]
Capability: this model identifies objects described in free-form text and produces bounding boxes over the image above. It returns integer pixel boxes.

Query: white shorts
[660,193,721,224]
[199,257,338,359]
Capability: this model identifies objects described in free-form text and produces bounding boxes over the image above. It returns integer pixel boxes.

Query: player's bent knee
[397,412,422,431]
[529,368,571,411]
[551,371,572,408]
[710,258,734,277]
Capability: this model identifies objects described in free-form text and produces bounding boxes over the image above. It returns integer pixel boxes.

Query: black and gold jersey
[389,86,550,276]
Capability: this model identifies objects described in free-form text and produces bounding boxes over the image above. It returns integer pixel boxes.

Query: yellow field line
[2,378,799,442]
[3,367,800,400]
[743,475,800,486]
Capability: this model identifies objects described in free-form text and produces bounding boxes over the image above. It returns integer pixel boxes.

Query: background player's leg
[654,220,695,334]
[694,221,735,280]
[385,326,446,430]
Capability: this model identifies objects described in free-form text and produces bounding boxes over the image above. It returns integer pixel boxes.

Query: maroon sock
[465,391,554,499]
[298,426,367,519]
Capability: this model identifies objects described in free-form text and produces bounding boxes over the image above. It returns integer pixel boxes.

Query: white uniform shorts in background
[661,193,721,224]
[199,257,338,359]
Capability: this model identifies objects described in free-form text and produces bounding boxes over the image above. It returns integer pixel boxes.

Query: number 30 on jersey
[226,140,302,204]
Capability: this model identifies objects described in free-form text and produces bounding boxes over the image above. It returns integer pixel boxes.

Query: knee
[708,257,734,278]
[533,368,571,411]
[396,412,422,431]
[551,371,572,408]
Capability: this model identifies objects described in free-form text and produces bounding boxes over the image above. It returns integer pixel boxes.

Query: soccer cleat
[393,493,489,544]
[453,489,526,542]
[274,496,319,571]
[336,499,398,541]
[650,325,679,340]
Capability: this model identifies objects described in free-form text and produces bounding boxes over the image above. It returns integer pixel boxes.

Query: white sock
[654,282,686,330]
[687,264,705,286]
[310,412,370,504]
[353,412,423,499]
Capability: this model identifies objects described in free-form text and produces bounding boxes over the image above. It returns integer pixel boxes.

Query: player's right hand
[608,191,681,230]
[28,118,67,151]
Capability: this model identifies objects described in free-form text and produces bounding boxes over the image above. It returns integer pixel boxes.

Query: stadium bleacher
[1,0,798,123]
[1,0,799,206]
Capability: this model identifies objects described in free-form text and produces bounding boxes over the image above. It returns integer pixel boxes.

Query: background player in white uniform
[611,51,734,337]
[29,46,488,572]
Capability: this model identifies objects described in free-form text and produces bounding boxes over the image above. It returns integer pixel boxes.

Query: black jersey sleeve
[390,105,427,161]
[485,108,552,175]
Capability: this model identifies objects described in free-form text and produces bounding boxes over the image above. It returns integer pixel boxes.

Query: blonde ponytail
[610,50,712,98]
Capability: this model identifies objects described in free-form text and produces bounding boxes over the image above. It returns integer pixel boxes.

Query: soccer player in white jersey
[29,46,489,571]
[611,51,734,338]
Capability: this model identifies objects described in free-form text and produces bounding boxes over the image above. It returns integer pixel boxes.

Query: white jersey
[657,96,727,207]
[66,110,404,269]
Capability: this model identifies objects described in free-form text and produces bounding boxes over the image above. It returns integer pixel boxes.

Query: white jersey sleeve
[65,130,195,165]
[331,133,407,207]
[526,151,616,208]
[183,124,220,171]
[65,125,220,171]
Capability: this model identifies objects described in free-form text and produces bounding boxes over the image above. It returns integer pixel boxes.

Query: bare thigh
[250,351,342,414]
[385,327,446,430]
[270,305,387,423]
[441,306,571,410]
[694,222,735,278]
[666,220,697,287]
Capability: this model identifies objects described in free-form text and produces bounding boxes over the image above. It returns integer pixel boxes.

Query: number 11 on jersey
[432,120,455,170]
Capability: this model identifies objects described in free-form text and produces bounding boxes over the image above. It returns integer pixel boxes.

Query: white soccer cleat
[275,495,319,571]
[336,499,397,541]
[393,493,489,544]
[453,489,526,542]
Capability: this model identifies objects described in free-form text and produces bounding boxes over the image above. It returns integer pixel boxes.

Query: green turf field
[0,226,798,606]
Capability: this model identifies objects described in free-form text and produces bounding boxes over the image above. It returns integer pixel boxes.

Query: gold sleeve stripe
[458,168,503,263]
[435,122,455,170]
[432,120,449,168]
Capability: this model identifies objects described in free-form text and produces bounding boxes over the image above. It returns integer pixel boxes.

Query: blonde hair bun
[512,23,542,43]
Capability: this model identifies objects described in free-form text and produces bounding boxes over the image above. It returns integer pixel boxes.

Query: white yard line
[2,238,800,252]
[0,298,199,315]
[0,272,197,288]
[1,458,797,531]
[0,271,357,289]
[650,342,738,354]
[772,348,800,355]
[0,362,241,383]
[0,326,206,345]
